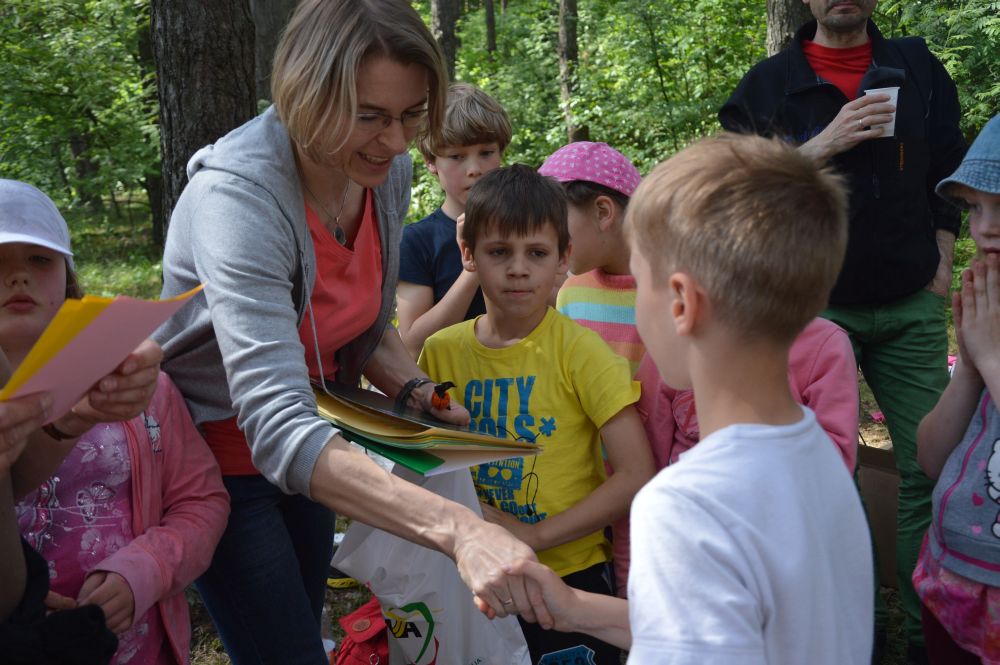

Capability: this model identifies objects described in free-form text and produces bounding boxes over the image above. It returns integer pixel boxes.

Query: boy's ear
[669,272,703,337]
[460,240,477,272]
[558,241,572,276]
[594,195,617,232]
[425,158,439,175]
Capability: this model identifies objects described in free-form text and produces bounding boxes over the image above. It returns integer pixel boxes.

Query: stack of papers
[0,286,203,422]
[314,384,539,476]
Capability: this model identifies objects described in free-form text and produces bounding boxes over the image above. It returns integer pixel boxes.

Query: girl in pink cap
[540,142,646,599]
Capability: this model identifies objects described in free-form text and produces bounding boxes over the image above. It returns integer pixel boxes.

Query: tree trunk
[250,0,297,103]
[135,9,165,246]
[485,0,496,58]
[431,0,461,81]
[151,0,256,232]
[559,0,588,142]
[69,132,102,209]
[767,0,813,56]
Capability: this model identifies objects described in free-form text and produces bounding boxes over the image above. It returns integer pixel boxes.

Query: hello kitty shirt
[914,389,1000,662]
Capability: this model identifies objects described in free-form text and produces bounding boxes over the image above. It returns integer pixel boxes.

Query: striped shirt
[556,269,645,376]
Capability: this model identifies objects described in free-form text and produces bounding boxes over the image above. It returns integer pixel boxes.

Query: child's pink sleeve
[789,318,859,471]
[635,353,685,469]
[97,374,229,623]
[609,354,681,597]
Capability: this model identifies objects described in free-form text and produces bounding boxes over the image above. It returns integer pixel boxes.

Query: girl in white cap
[0,179,229,665]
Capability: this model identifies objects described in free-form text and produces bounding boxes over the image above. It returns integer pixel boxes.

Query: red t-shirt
[802,39,872,100]
[203,189,383,476]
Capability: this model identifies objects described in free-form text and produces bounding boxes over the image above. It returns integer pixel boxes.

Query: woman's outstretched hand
[452,518,552,626]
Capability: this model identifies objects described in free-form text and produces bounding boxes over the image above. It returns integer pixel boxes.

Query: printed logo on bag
[384,602,439,664]
[538,645,596,665]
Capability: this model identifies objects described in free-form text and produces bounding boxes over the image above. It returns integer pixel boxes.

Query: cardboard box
[857,444,899,588]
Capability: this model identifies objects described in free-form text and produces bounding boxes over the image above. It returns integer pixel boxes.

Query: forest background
[0,2,997,662]
[1,0,997,302]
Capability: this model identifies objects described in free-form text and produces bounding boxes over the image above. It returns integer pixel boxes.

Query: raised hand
[800,94,895,163]
[455,212,466,249]
[959,255,1000,380]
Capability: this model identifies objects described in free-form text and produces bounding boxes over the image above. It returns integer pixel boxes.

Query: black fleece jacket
[719,20,966,306]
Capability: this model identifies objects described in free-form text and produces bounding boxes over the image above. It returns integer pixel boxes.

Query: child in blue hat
[913,114,1000,662]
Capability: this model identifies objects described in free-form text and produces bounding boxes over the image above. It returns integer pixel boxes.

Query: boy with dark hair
[419,164,655,664]
[398,83,512,357]
[506,134,874,664]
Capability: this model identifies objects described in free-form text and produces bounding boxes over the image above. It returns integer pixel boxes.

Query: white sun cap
[0,179,74,269]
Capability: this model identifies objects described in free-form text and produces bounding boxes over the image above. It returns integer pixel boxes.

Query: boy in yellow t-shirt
[418,164,655,665]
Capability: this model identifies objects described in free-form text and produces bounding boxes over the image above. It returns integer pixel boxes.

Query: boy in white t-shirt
[501,133,874,664]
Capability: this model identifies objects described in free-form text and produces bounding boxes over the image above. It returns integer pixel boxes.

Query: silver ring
[501,597,514,606]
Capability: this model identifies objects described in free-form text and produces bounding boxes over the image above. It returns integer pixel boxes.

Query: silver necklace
[302,177,353,245]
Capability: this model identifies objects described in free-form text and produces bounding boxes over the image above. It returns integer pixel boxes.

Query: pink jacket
[96,373,230,665]
[636,317,859,470]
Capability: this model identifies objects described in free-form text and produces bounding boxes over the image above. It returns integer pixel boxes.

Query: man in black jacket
[719,1,966,661]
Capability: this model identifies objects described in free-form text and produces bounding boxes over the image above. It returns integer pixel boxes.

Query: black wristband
[393,377,434,414]
[43,422,77,441]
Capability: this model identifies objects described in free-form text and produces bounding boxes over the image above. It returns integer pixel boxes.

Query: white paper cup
[864,86,900,137]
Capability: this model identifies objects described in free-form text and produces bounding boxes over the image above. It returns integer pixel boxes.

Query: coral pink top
[203,190,382,476]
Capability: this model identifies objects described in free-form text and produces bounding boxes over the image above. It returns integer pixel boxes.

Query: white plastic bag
[333,467,530,665]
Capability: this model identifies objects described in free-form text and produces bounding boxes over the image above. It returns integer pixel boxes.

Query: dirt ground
[188,582,373,664]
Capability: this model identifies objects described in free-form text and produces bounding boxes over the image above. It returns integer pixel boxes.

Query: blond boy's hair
[627,133,848,342]
[272,0,448,163]
[418,83,512,162]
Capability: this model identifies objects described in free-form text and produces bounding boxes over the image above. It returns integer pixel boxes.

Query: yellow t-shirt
[418,308,641,577]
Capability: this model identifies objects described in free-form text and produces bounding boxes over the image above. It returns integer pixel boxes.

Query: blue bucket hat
[936,114,1000,204]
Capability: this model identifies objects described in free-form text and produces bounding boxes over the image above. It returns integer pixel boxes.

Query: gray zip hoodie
[155,106,411,497]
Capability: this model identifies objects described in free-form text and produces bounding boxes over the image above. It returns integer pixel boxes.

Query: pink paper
[10,296,191,422]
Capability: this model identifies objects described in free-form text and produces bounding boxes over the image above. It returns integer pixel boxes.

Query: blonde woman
[155,1,545,663]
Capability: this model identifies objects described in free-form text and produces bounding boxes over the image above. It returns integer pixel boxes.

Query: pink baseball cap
[538,141,642,197]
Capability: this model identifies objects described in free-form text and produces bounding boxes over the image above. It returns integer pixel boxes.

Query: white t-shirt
[626,407,872,665]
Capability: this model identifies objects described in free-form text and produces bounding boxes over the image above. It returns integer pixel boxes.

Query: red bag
[333,597,389,665]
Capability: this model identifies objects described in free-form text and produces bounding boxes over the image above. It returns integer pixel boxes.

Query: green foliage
[406,0,998,220]
[65,204,161,299]
[879,0,1000,138]
[0,0,157,213]
[2,0,996,242]
[409,0,768,220]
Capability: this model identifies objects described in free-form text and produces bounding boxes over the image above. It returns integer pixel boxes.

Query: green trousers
[824,288,949,647]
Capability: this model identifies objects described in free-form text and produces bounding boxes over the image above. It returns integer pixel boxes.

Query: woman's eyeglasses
[356,108,428,133]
